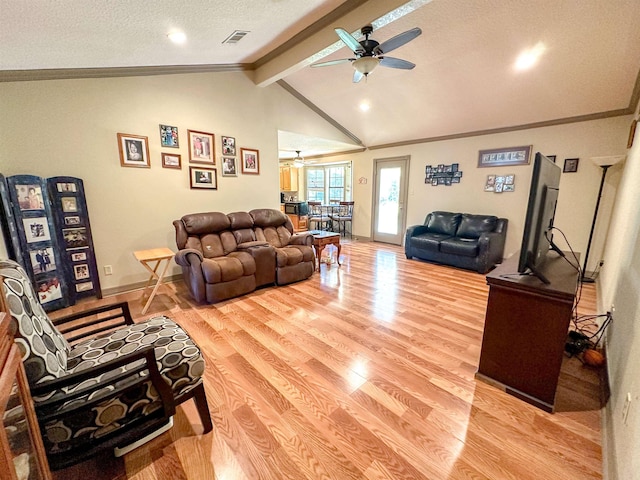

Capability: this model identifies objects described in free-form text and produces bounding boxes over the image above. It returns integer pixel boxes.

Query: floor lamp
[581,155,625,283]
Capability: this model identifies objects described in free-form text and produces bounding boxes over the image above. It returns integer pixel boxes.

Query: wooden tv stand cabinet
[476,251,579,412]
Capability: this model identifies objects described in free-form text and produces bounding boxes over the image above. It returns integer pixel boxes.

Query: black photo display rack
[0,174,101,311]
[48,176,102,302]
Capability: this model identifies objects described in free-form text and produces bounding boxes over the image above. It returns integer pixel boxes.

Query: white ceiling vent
[222,30,250,45]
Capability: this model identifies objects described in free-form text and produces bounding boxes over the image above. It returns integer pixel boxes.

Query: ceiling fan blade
[379,56,416,70]
[353,70,364,83]
[375,27,422,55]
[310,58,354,68]
[335,28,364,54]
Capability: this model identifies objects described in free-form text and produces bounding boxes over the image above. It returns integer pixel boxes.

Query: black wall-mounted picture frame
[563,158,580,173]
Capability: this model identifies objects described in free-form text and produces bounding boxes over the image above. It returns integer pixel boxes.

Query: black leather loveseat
[405,211,508,273]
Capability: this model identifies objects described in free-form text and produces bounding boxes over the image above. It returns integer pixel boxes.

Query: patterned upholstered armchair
[0,259,212,470]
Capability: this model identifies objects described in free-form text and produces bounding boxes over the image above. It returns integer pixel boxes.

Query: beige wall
[598,110,640,480]
[317,117,630,267]
[0,72,354,290]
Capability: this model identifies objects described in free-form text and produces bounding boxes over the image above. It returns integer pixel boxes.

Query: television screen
[517,152,562,283]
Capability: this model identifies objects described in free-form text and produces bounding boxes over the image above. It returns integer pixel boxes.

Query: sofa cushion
[181,212,230,235]
[276,246,304,267]
[199,233,226,258]
[201,253,255,283]
[426,212,461,236]
[457,214,498,239]
[410,232,453,251]
[439,237,479,257]
[258,226,293,249]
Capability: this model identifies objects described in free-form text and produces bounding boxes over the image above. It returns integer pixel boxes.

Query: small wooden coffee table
[133,247,174,314]
[309,230,341,270]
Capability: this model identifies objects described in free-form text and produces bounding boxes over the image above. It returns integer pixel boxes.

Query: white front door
[372,156,409,245]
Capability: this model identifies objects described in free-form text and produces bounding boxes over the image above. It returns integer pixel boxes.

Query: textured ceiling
[2,0,639,158]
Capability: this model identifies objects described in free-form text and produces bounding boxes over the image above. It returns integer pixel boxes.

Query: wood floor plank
[50,240,603,479]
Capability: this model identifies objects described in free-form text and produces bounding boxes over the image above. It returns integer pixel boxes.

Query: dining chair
[308,201,332,231]
[330,201,354,237]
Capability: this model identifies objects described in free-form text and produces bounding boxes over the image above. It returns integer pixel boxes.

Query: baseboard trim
[101,274,182,297]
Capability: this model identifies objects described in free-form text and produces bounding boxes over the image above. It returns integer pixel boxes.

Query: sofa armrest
[174,249,206,302]
[406,225,431,238]
[290,232,313,246]
[175,248,203,266]
[477,220,508,272]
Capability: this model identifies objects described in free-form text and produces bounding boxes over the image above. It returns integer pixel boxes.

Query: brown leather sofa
[173,208,314,303]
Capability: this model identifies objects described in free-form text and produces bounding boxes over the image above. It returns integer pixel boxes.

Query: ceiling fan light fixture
[293,151,305,168]
[353,57,380,76]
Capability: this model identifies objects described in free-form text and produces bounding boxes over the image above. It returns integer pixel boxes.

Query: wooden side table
[309,230,341,270]
[133,247,175,314]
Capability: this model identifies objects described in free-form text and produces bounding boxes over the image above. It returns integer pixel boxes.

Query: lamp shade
[590,155,625,167]
[353,57,380,75]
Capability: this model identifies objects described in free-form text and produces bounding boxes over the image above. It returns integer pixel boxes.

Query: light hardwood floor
[51,241,603,480]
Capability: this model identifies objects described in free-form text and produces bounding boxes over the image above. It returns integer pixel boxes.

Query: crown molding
[0,64,250,82]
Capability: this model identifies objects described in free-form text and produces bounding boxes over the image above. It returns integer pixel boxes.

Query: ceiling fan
[311,24,422,83]
[289,151,315,167]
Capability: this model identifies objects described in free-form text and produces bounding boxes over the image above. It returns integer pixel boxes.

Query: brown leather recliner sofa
[173,208,315,303]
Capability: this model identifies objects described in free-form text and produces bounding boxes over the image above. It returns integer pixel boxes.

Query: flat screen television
[517,152,563,283]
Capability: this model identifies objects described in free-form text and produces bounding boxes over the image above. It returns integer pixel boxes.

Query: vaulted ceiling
[2,0,639,159]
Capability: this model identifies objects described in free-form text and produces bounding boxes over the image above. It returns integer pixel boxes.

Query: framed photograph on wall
[189,167,217,189]
[159,124,179,148]
[221,157,237,176]
[478,145,532,167]
[563,158,580,173]
[117,133,150,168]
[240,148,260,174]
[222,136,236,155]
[161,153,182,169]
[187,130,215,164]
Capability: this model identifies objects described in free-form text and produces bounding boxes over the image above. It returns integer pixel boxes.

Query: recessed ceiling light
[359,102,371,112]
[167,31,187,44]
[515,42,545,70]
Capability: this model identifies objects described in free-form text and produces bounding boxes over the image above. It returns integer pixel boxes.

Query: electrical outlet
[104,265,113,275]
[622,392,631,425]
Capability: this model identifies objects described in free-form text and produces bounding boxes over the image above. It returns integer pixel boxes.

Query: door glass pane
[377,167,401,235]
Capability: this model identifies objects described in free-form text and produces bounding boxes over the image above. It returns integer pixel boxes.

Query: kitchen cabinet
[279,166,298,191]
[286,214,308,232]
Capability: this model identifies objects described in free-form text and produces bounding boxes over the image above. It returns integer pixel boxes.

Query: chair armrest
[290,232,313,246]
[174,248,203,266]
[53,302,134,343]
[32,345,175,420]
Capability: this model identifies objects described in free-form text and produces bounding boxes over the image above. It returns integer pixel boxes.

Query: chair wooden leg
[192,383,213,433]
